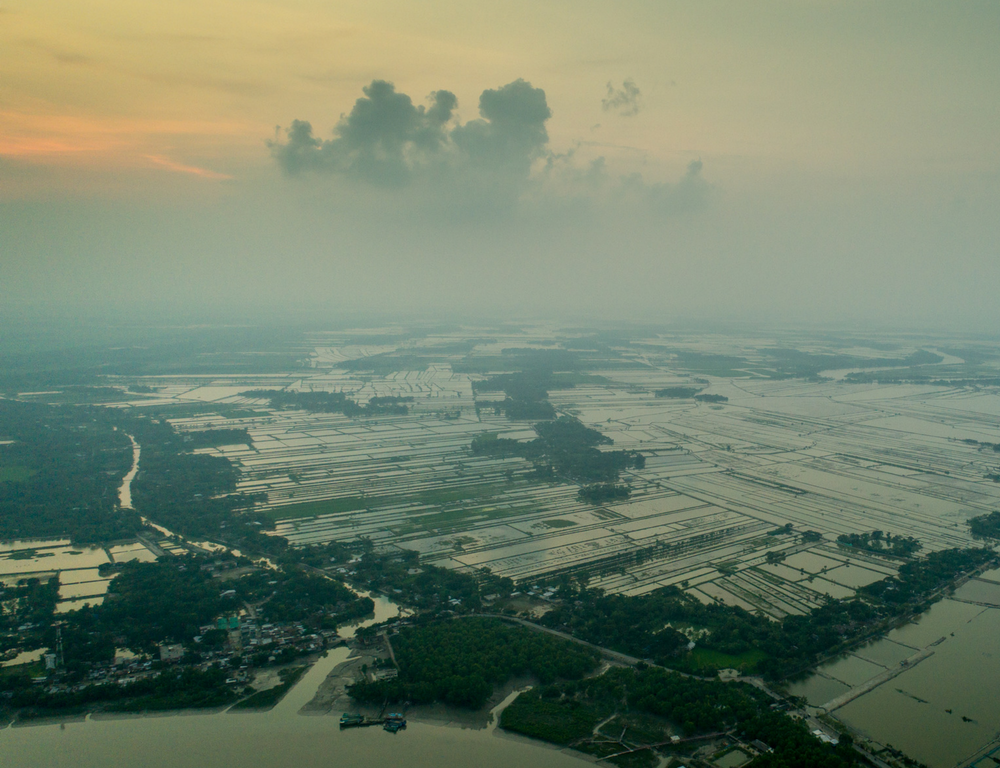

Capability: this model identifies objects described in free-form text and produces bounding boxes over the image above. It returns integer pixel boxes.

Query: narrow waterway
[117,434,140,510]
[16,440,595,767]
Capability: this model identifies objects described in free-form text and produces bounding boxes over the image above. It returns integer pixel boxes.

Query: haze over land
[2,1,999,328]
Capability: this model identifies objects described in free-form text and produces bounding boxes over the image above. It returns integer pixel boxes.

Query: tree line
[472,416,644,484]
[348,617,600,709]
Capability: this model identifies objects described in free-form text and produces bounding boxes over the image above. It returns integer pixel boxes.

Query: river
[0,577,590,768]
[117,433,140,510]
[28,438,584,766]
[0,646,589,768]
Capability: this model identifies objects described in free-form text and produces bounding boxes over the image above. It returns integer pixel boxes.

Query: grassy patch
[0,465,34,483]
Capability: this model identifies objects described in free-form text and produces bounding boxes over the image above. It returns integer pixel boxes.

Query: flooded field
[787,597,1000,767]
[72,327,1000,626]
[0,539,159,611]
[5,327,1000,766]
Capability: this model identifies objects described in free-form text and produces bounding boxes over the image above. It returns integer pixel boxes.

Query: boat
[383,718,406,733]
[339,713,366,728]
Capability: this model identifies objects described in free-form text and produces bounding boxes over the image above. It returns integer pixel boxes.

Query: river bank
[301,643,537,730]
[0,638,594,768]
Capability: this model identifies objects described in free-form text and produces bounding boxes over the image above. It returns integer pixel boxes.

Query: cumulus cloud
[602,79,641,116]
[269,78,550,186]
[623,159,709,213]
[269,77,707,222]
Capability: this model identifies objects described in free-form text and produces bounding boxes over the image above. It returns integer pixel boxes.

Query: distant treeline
[962,439,1000,453]
[836,531,921,557]
[968,511,1000,540]
[473,370,592,421]
[0,400,139,543]
[456,348,582,374]
[472,416,644,484]
[181,428,253,448]
[539,546,995,679]
[664,346,945,380]
[652,387,728,403]
[694,393,728,403]
[578,483,630,503]
[654,386,702,399]
[242,389,412,417]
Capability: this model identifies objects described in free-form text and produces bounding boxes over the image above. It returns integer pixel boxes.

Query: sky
[1,1,998,328]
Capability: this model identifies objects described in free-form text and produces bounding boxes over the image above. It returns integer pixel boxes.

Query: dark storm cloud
[602,79,641,116]
[270,78,550,185]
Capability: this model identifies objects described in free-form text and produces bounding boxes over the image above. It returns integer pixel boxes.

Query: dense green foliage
[578,483,631,503]
[329,545,513,613]
[0,398,282,552]
[471,416,644,484]
[837,530,921,557]
[501,666,859,767]
[1,666,236,715]
[0,577,59,653]
[861,547,995,604]
[472,370,581,421]
[254,570,373,627]
[694,393,728,403]
[0,400,275,552]
[0,400,140,543]
[103,558,241,648]
[501,688,603,743]
[58,556,242,662]
[180,428,253,448]
[968,511,1000,539]
[541,547,996,678]
[962,439,1000,453]
[348,617,600,709]
[654,386,702,398]
[124,415,282,554]
[242,389,411,416]
[53,554,371,665]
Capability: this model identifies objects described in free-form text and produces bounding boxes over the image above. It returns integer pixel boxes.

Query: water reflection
[790,599,1000,768]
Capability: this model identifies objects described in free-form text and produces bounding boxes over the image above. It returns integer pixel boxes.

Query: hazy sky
[2,1,998,327]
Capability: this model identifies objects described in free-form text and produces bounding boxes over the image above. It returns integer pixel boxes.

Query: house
[159,644,185,663]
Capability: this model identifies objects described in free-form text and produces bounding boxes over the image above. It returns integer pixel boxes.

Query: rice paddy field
[98,327,1000,621]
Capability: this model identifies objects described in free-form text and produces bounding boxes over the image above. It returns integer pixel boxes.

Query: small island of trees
[837,530,921,557]
[969,511,1000,540]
